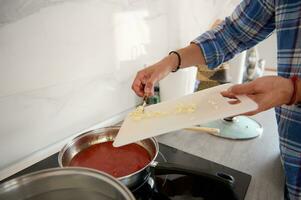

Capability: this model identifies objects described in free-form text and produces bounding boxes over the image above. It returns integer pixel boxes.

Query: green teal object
[147,86,160,105]
[200,116,263,139]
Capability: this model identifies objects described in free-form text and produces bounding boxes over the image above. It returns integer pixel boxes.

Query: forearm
[159,43,206,72]
[277,76,301,106]
[296,79,301,104]
[193,0,275,68]
[175,43,206,68]
[285,77,301,105]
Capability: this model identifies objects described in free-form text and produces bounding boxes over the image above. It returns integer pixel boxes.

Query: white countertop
[157,109,284,200]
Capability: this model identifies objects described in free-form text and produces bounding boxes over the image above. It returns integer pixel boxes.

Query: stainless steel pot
[58,126,158,189]
[59,126,238,199]
[0,167,135,200]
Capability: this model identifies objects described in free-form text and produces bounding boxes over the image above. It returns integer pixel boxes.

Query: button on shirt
[192,0,301,199]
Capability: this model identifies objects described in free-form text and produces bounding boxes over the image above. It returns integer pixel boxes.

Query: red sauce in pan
[69,141,151,178]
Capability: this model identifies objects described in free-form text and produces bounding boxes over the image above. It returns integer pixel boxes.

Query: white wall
[0,0,172,179]
[0,0,241,179]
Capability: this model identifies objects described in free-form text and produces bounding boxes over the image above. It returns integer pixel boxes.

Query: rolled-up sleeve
[192,0,275,68]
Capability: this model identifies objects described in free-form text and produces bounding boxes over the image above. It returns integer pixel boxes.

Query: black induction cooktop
[0,143,251,200]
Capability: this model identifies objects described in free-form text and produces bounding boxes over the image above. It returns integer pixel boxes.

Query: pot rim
[0,167,135,200]
[58,125,159,180]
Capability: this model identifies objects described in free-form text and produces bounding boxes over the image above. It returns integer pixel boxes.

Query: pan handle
[152,161,235,184]
[151,161,237,199]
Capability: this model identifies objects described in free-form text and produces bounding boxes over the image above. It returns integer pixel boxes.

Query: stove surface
[1,143,251,200]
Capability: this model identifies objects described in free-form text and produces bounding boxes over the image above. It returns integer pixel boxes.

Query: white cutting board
[113,84,258,147]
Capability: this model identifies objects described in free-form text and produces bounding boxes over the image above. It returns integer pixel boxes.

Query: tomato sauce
[69,141,151,178]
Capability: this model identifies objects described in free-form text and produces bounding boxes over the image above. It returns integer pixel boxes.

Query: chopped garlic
[129,106,168,121]
[175,103,197,114]
[129,103,198,121]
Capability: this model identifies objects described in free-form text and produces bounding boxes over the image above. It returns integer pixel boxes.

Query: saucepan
[0,167,135,200]
[58,126,238,199]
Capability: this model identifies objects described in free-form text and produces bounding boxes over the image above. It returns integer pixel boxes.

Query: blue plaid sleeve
[192,0,275,68]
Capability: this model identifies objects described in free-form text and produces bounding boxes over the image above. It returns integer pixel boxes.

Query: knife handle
[185,126,220,135]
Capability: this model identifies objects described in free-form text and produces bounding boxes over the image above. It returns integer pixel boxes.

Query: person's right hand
[221,76,294,115]
[132,55,178,97]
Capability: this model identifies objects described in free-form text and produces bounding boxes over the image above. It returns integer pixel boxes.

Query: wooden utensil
[184,126,220,135]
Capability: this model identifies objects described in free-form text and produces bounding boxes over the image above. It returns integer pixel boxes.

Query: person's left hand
[221,76,294,115]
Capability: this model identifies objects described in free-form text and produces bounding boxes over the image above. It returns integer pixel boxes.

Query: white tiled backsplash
[0,0,239,179]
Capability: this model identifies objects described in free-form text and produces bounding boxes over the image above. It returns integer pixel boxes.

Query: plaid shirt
[193,0,301,199]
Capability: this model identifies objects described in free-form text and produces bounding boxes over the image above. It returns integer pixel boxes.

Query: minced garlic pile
[175,103,197,114]
[129,103,197,121]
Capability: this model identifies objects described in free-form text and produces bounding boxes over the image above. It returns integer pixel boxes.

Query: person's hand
[132,55,178,97]
[132,44,206,97]
[221,76,294,115]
